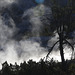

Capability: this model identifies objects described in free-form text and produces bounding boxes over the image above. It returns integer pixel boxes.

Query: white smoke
[23,4,52,37]
[0,0,74,69]
[0,14,47,69]
[0,15,16,48]
[0,14,18,69]
[0,3,49,69]
[0,0,15,7]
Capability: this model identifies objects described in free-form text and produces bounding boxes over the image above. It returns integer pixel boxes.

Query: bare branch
[46,40,59,60]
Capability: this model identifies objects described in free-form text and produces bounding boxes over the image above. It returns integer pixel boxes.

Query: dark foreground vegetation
[0,59,75,75]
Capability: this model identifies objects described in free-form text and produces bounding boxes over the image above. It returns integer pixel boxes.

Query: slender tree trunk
[58,24,65,63]
[59,32,65,70]
[59,33,65,63]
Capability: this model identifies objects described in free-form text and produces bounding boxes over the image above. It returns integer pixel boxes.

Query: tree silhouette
[46,0,74,69]
[46,24,74,63]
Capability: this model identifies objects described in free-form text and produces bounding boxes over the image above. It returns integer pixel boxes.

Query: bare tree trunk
[59,32,65,70]
[59,33,65,63]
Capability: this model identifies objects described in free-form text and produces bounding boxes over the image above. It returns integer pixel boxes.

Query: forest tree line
[0,59,75,75]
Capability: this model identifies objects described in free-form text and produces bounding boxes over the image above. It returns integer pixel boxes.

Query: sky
[35,0,45,4]
[0,0,75,69]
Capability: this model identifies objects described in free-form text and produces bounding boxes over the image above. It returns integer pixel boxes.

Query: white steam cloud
[0,1,49,69]
[0,0,74,69]
[23,4,52,37]
[0,13,47,69]
[0,0,15,7]
[0,15,47,69]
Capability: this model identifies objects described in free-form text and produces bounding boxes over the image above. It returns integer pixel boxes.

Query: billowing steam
[0,13,47,69]
[0,0,49,69]
[0,0,15,7]
[0,0,74,69]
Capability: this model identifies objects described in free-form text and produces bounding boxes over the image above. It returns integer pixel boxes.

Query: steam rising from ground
[0,13,47,69]
[0,0,49,69]
[0,0,75,69]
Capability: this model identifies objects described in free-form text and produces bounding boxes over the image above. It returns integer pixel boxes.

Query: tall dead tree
[46,1,74,68]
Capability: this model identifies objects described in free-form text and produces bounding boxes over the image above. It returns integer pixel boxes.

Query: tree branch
[46,40,59,60]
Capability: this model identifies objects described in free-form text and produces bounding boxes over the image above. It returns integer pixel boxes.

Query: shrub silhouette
[0,59,75,75]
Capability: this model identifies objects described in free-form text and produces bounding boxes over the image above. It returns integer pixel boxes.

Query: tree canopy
[45,0,75,39]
